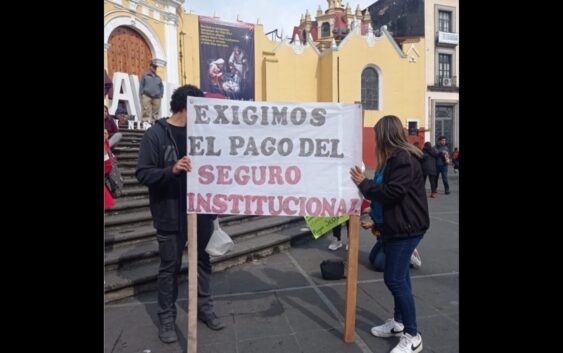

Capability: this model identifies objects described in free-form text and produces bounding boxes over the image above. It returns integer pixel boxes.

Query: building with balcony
[366,0,459,149]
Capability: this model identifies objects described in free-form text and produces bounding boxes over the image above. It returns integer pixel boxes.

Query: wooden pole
[187,213,198,353]
[343,214,360,342]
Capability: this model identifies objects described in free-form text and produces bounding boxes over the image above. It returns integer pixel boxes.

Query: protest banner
[186,97,363,217]
[185,97,364,349]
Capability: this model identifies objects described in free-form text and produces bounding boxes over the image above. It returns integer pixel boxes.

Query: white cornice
[336,31,353,49]
[406,44,420,58]
[306,33,321,55]
[162,12,179,25]
[158,0,183,8]
[105,0,173,24]
[363,23,376,47]
[272,35,321,57]
[153,58,167,67]
[381,26,407,58]
[292,39,304,54]
[331,38,338,50]
[273,36,291,52]
[128,0,138,11]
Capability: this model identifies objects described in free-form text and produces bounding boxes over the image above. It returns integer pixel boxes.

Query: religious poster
[199,16,255,101]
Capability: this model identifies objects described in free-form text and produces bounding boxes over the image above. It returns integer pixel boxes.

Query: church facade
[104,0,427,167]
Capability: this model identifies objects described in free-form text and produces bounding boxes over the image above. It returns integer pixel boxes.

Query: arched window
[361,67,380,110]
[322,22,330,37]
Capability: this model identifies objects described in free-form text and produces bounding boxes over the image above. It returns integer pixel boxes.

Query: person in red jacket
[104,105,122,148]
[104,129,115,210]
[452,147,459,173]
[104,69,113,99]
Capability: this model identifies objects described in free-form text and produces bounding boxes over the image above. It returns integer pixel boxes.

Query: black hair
[169,84,204,114]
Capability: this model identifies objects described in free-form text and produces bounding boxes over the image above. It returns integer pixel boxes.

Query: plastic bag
[205,218,234,256]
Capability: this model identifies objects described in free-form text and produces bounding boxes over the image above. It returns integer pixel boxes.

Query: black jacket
[136,119,216,232]
[421,146,438,176]
[358,149,429,241]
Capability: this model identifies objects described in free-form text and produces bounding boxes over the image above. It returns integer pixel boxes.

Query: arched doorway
[107,26,153,79]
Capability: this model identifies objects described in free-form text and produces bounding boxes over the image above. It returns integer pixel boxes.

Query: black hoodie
[421,145,438,176]
[136,119,216,233]
[358,149,429,241]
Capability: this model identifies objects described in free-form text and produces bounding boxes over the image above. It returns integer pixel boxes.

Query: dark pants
[423,174,438,193]
[383,235,422,336]
[437,165,450,193]
[156,214,215,324]
[369,239,385,272]
[332,220,350,241]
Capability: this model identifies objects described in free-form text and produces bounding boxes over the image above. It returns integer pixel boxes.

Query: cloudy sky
[183,0,378,39]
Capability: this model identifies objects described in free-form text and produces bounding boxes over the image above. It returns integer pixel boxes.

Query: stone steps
[104,129,314,303]
[104,222,311,303]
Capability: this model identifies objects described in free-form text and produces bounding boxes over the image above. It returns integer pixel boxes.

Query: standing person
[104,129,115,210]
[328,220,349,251]
[421,142,438,198]
[350,115,429,353]
[104,105,122,148]
[104,69,113,100]
[434,136,450,195]
[139,61,164,124]
[452,147,459,173]
[136,84,225,344]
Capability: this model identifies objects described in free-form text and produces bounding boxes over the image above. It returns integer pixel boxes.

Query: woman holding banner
[350,115,429,353]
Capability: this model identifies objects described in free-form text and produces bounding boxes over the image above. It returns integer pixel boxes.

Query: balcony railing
[435,76,458,88]
[437,31,459,45]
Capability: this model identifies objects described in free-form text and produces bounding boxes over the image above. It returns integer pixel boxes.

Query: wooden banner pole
[187,213,198,353]
[343,214,360,342]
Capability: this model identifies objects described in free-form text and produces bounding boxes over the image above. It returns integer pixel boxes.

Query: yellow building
[104,0,426,167]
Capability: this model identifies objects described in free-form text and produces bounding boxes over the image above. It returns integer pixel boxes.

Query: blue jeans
[156,214,215,324]
[383,235,423,336]
[437,165,450,192]
[369,239,385,272]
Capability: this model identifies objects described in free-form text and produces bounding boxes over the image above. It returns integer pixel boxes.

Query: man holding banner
[136,84,225,344]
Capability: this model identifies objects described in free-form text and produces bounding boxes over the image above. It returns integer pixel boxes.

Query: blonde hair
[374,115,423,172]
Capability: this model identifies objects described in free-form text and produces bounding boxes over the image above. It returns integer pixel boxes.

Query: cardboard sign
[304,215,350,239]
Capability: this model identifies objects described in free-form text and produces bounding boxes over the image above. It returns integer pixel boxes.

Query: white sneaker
[390,333,423,353]
[370,318,404,337]
[328,238,343,251]
[410,249,422,269]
